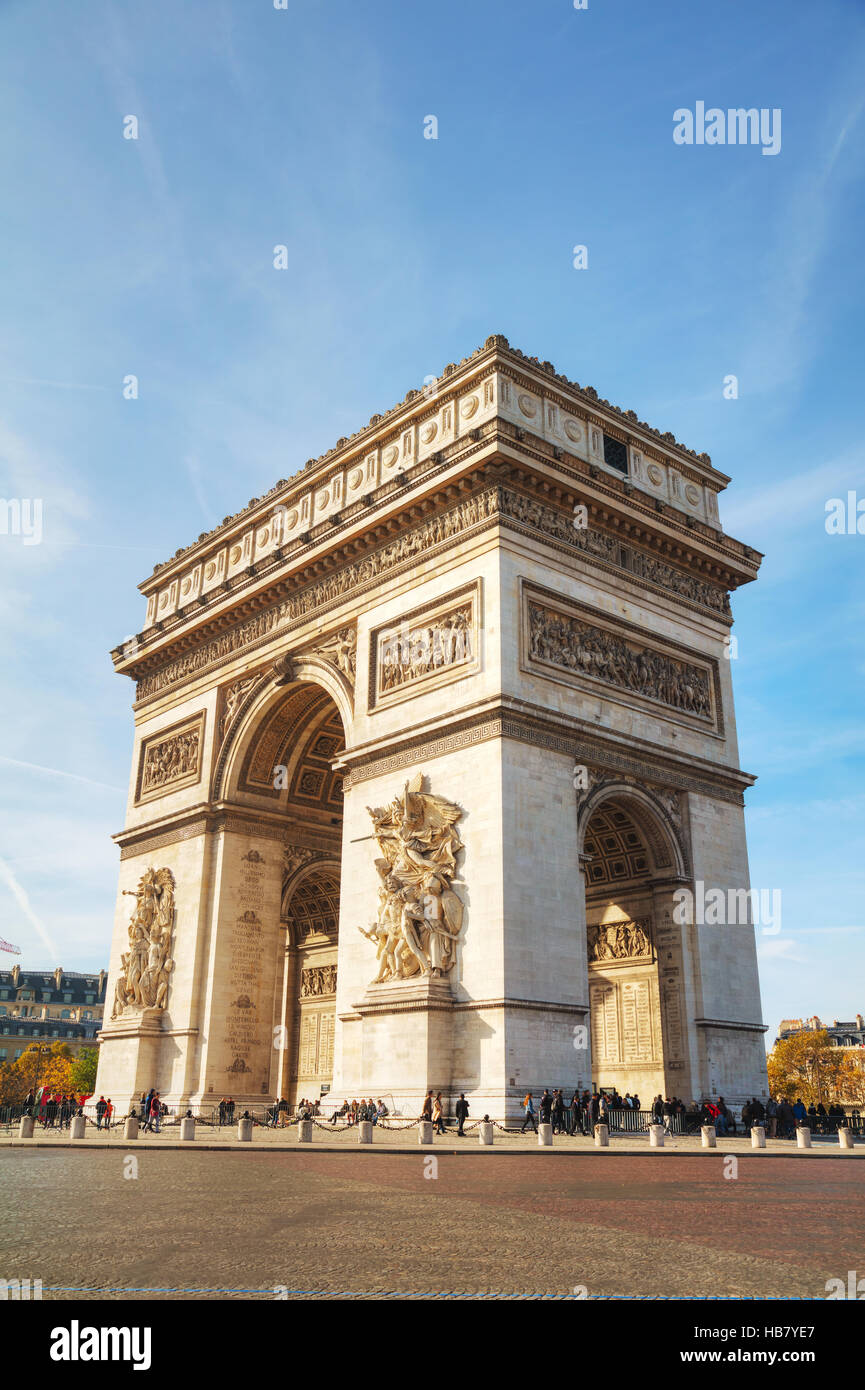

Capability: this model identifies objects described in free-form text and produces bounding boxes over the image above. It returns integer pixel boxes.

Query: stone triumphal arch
[97,335,768,1117]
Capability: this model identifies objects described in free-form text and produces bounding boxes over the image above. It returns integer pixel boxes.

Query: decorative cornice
[338,700,753,806]
[695,1018,768,1033]
[130,482,736,708]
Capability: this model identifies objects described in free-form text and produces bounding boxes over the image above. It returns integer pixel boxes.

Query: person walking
[521,1093,537,1133]
[95,1095,107,1131]
[432,1092,446,1135]
[455,1093,470,1136]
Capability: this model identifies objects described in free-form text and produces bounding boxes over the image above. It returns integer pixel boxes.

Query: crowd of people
[20,1090,87,1128]
[515,1089,856,1138]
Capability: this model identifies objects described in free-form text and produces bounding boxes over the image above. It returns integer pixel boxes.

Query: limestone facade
[95,335,768,1118]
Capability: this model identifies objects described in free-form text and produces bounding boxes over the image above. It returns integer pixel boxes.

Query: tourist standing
[95,1095,107,1130]
[455,1093,470,1136]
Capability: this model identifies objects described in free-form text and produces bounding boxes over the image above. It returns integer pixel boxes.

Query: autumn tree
[0,1042,74,1104]
[767,1030,846,1105]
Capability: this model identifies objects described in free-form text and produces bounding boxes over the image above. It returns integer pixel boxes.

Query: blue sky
[0,0,863,1046]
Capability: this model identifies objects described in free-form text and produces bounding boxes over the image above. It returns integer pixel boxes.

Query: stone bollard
[70,1115,86,1140]
[479,1121,494,1146]
[297,1119,313,1144]
[418,1121,434,1145]
[838,1127,854,1150]
[18,1116,35,1139]
[124,1116,139,1141]
[751,1125,766,1149]
[357,1121,373,1144]
[594,1123,609,1148]
[538,1123,553,1147]
[237,1117,253,1142]
[180,1117,195,1142]
[796,1124,811,1149]
[701,1125,717,1148]
[649,1124,665,1147]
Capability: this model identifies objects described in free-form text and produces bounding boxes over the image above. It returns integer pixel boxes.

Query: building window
[602,434,628,474]
[61,1010,70,1019]
[42,992,53,1002]
[84,1012,92,1021]
[0,1049,6,1061]
[0,1007,5,1015]
[85,995,95,1004]
[63,993,72,1003]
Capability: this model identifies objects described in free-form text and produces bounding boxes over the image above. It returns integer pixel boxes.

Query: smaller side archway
[276,856,342,1105]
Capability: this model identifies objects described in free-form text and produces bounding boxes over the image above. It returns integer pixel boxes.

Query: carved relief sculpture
[379,604,472,694]
[112,867,176,1018]
[359,772,465,982]
[300,964,338,997]
[140,727,201,794]
[220,675,259,741]
[528,602,712,719]
[588,918,653,964]
[306,627,357,685]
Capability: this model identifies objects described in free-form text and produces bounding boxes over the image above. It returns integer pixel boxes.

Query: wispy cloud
[0,858,58,960]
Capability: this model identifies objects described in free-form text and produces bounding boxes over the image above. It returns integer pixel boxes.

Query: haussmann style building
[96,335,769,1119]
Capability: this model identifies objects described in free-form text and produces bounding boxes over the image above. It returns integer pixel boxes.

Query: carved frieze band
[135,486,730,704]
[135,712,205,804]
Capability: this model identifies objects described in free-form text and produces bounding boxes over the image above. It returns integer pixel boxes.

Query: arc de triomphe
[96,335,768,1118]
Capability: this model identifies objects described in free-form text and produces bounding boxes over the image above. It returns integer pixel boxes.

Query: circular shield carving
[647,464,664,486]
[460,395,479,418]
[564,420,582,442]
[518,393,537,418]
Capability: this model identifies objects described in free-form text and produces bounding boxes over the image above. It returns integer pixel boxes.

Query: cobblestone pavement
[1,1145,862,1300]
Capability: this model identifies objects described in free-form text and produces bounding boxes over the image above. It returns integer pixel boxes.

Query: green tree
[68,1047,99,1096]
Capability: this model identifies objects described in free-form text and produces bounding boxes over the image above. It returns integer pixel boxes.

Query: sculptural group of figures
[379,607,472,692]
[300,964,337,997]
[588,919,652,963]
[360,773,465,982]
[141,730,199,791]
[112,867,176,1018]
[528,604,711,717]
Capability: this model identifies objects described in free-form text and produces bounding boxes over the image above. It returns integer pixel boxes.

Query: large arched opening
[580,784,690,1104]
[215,667,350,1107]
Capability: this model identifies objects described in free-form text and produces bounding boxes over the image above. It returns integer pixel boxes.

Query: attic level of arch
[120,465,755,708]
